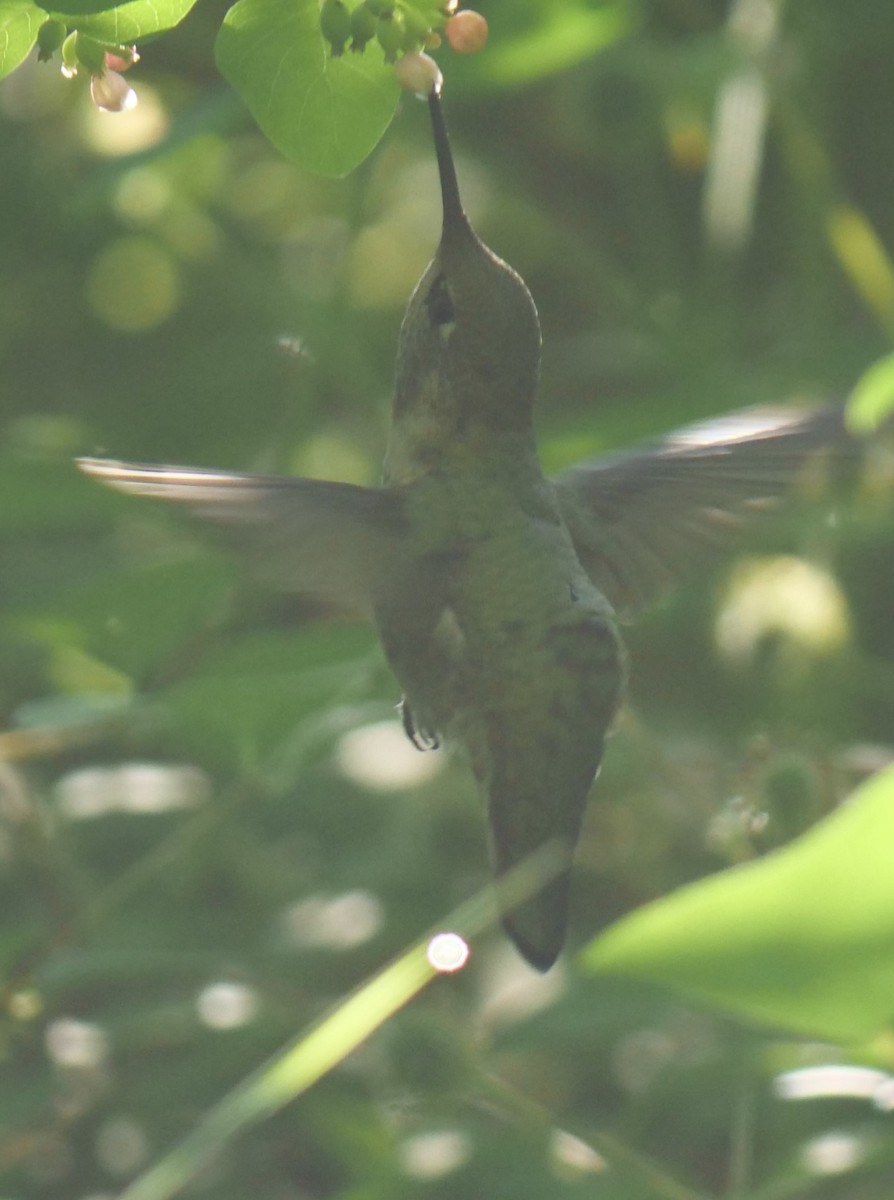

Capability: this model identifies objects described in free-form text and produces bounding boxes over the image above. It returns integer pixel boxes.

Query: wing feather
[78,458,407,615]
[553,406,851,618]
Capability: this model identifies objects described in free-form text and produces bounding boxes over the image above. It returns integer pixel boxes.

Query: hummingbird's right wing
[77,458,408,616]
[552,405,852,619]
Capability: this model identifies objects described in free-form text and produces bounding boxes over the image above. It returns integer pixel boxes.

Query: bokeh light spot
[282,890,384,950]
[45,1018,109,1069]
[337,720,443,791]
[95,1116,149,1176]
[426,932,469,973]
[113,167,173,224]
[550,1129,605,1176]
[348,223,430,310]
[400,1130,470,1179]
[55,763,209,819]
[196,981,259,1030]
[81,81,168,156]
[85,236,180,331]
[715,555,850,663]
[801,1131,863,1176]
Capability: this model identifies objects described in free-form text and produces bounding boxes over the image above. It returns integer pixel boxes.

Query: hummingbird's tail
[469,614,624,971]
[476,717,608,972]
[498,849,575,972]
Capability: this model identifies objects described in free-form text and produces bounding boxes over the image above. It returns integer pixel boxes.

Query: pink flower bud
[394,50,443,98]
[445,9,488,53]
[104,46,139,72]
[90,69,138,113]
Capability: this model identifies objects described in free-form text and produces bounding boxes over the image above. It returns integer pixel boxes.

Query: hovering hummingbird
[79,89,848,971]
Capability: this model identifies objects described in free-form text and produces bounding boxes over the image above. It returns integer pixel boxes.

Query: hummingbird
[79,89,848,971]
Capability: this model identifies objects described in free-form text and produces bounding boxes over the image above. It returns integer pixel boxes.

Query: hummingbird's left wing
[552,405,852,619]
[77,458,408,616]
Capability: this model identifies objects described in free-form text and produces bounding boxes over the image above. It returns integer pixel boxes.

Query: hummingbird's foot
[398,698,440,751]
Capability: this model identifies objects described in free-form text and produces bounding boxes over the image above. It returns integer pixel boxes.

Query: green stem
[477,1071,710,1200]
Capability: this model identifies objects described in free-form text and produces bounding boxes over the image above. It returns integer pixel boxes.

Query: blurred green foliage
[2,1,894,1198]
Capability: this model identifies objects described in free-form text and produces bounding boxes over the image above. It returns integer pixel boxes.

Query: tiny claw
[398,698,440,751]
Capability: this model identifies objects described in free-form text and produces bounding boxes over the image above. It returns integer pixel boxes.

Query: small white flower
[90,69,138,113]
[394,51,443,98]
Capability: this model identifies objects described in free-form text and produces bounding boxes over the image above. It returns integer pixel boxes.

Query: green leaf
[215,0,399,177]
[582,766,894,1043]
[48,0,199,41]
[159,626,379,768]
[45,0,122,17]
[0,0,45,79]
[848,350,894,434]
[14,558,232,682]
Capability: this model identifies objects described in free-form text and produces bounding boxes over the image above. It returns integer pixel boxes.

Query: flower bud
[60,30,79,77]
[37,19,67,62]
[320,0,351,56]
[90,69,137,113]
[350,0,377,51]
[376,9,406,63]
[104,45,139,72]
[444,9,487,53]
[401,3,433,51]
[394,49,442,97]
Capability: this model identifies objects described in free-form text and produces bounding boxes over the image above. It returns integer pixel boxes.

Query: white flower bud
[394,50,443,98]
[90,69,137,113]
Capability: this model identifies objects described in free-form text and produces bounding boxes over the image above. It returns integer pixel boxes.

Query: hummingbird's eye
[426,273,455,332]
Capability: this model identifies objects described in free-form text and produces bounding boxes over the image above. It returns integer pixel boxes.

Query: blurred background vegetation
[2,0,894,1196]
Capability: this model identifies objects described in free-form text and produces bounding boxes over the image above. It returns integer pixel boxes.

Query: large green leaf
[48,0,199,40]
[0,0,45,78]
[583,766,894,1043]
[215,0,399,177]
[43,0,136,16]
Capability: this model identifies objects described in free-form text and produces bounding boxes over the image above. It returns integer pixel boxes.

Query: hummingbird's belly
[392,462,625,737]
[453,512,613,641]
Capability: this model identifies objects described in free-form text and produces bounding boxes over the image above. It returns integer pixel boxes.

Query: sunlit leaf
[582,766,894,1043]
[848,350,894,434]
[49,0,199,40]
[0,0,44,79]
[827,203,894,336]
[43,0,130,15]
[215,0,399,177]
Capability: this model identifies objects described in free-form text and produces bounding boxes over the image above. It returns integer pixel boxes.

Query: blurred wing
[78,458,408,615]
[553,406,850,619]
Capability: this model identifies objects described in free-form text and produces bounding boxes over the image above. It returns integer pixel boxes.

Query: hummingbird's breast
[393,447,625,707]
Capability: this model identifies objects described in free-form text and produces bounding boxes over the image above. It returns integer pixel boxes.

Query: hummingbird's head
[392,92,541,445]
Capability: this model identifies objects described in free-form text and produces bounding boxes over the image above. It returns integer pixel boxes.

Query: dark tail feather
[500,864,572,972]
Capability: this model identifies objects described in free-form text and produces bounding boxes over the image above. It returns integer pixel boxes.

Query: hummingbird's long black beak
[428,89,475,248]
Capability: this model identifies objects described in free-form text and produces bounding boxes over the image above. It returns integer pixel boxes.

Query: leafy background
[2,1,894,1198]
